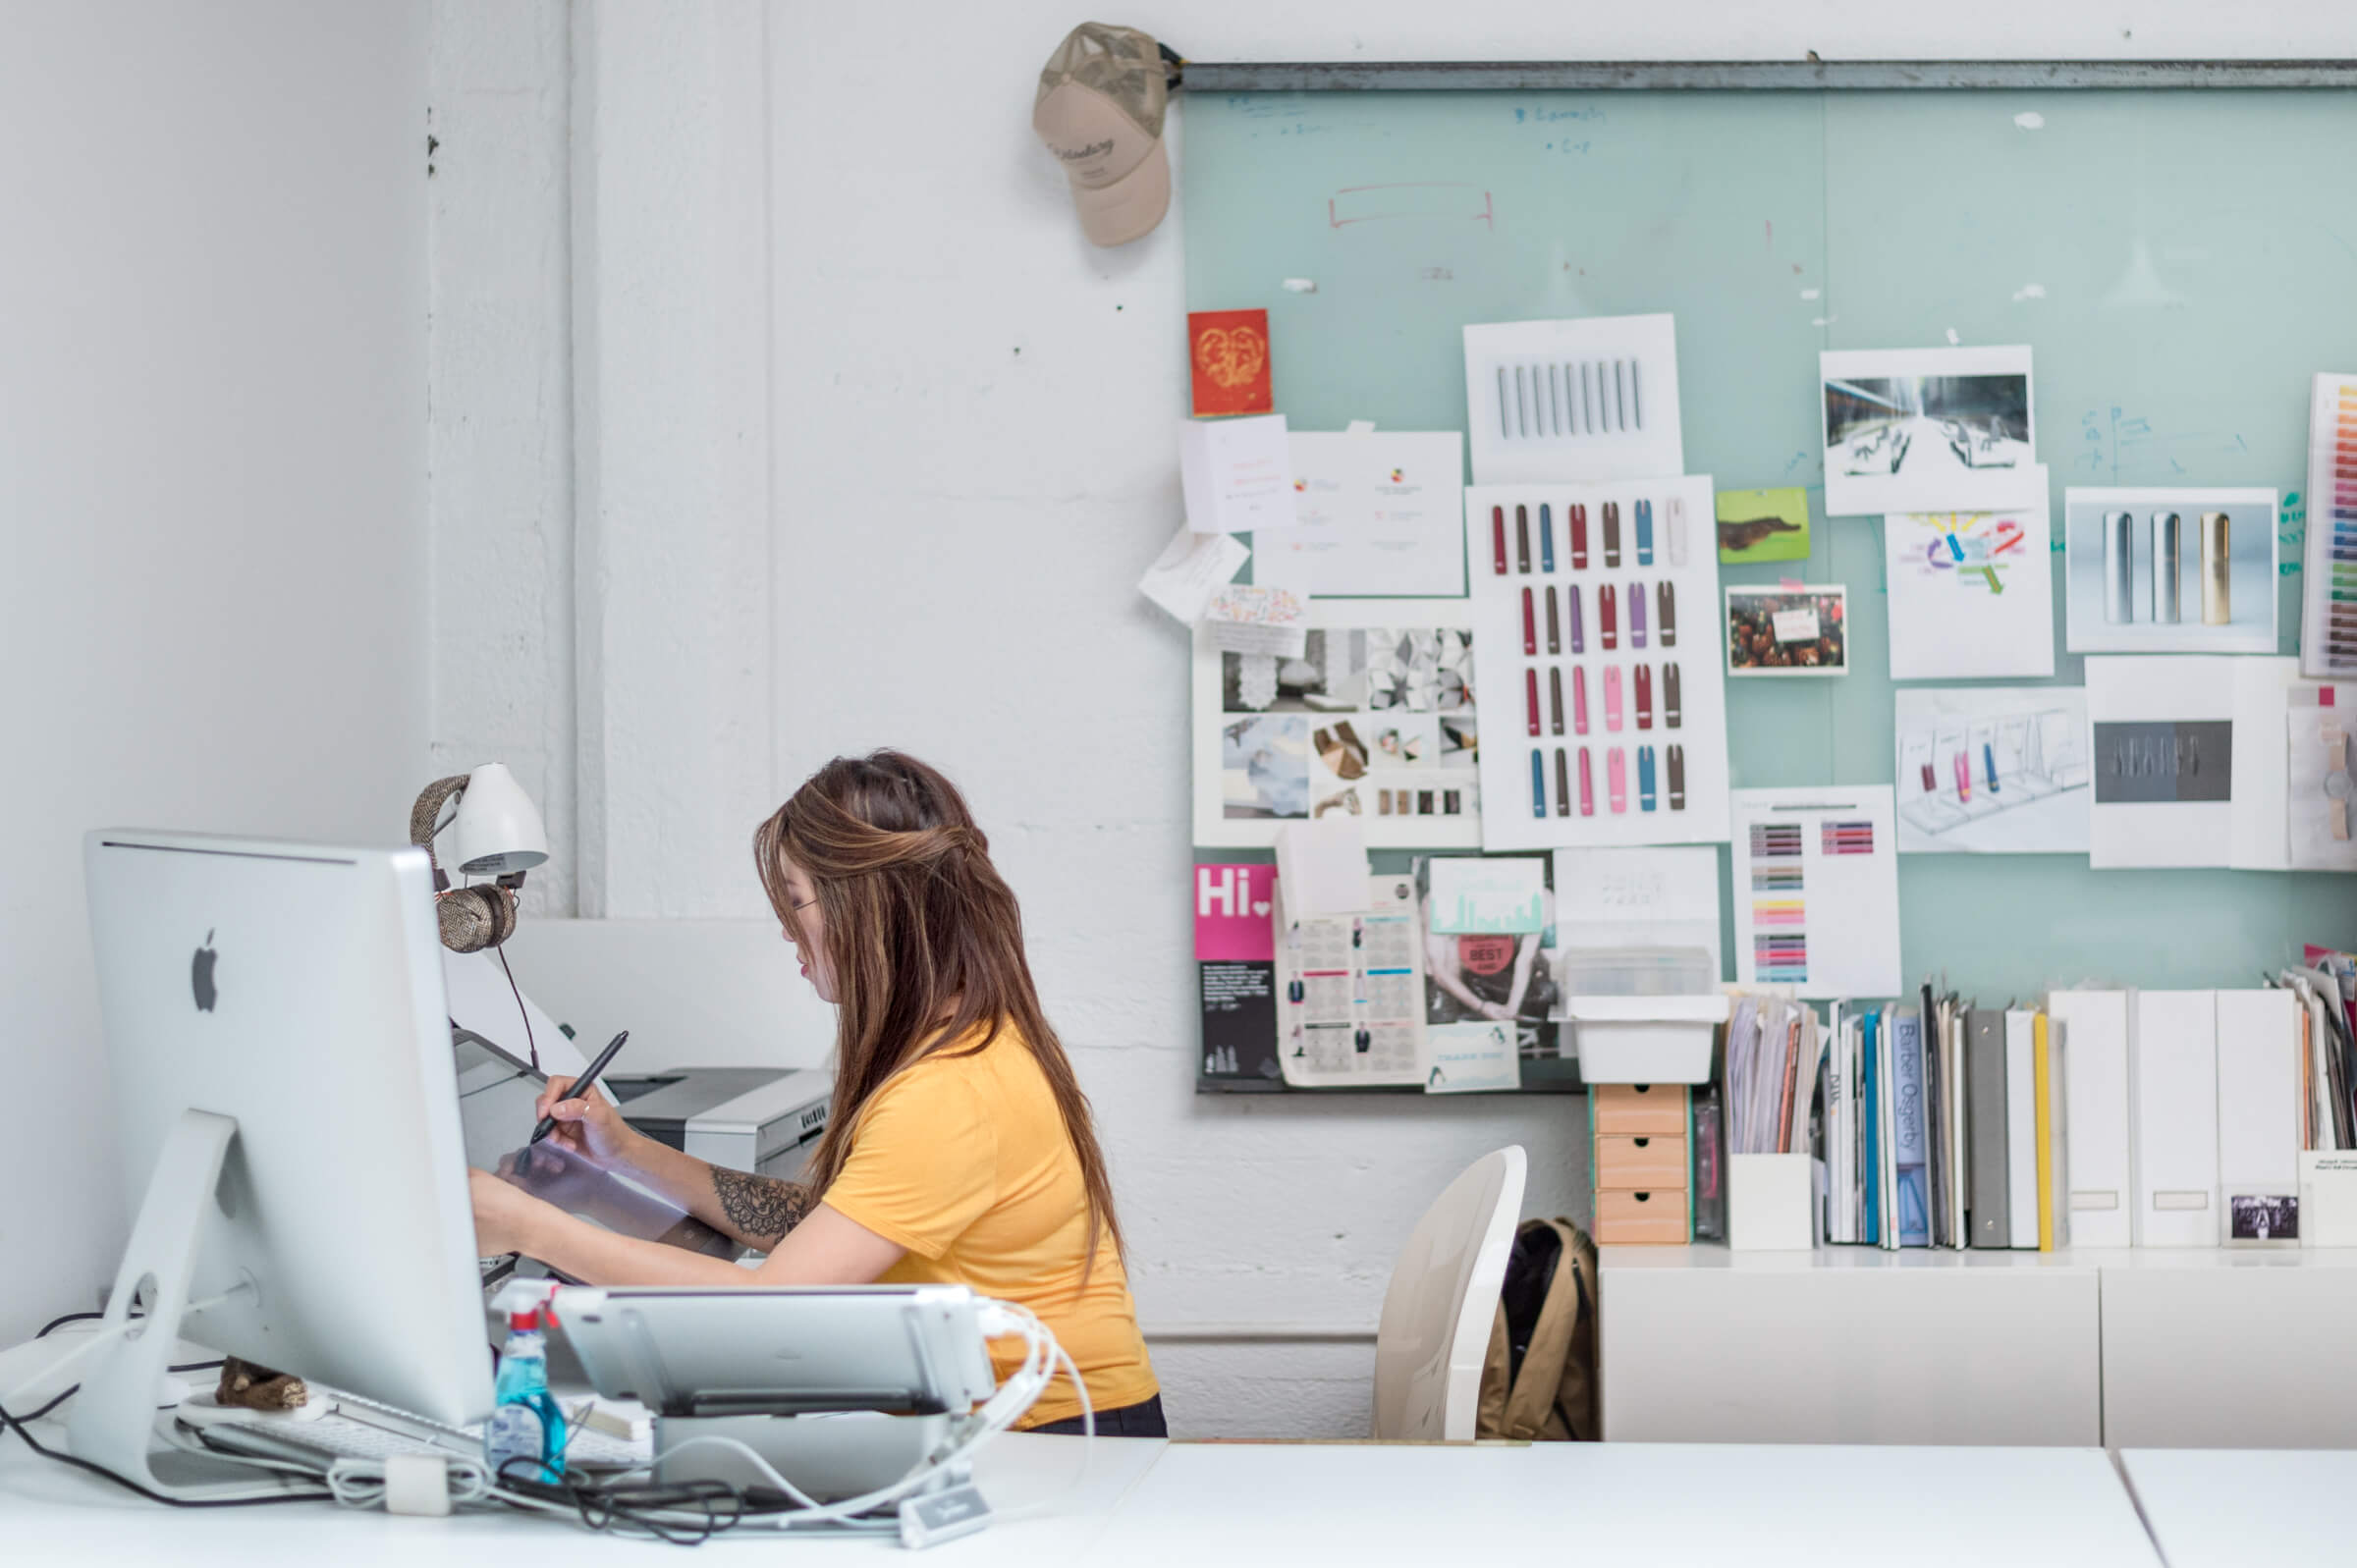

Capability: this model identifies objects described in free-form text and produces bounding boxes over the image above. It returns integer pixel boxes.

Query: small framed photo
[2226,1190,2300,1247]
[1727,586,1848,676]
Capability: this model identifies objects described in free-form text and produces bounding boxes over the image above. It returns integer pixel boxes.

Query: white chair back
[1371,1145,1527,1441]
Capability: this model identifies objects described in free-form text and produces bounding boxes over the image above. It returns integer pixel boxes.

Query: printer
[607,1067,833,1184]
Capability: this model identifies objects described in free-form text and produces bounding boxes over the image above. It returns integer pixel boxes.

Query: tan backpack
[1475,1217,1599,1441]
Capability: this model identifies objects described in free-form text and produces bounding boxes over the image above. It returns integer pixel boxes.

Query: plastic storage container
[1564,994,1728,1083]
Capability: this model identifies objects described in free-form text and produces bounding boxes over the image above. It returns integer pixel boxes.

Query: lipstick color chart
[1466,476,1730,850]
[2301,372,2357,680]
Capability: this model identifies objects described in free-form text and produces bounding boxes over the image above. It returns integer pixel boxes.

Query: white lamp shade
[451,762,550,877]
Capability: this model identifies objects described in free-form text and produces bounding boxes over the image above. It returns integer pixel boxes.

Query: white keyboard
[192,1395,651,1472]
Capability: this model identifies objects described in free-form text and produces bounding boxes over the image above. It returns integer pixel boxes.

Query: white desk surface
[2120,1448,2357,1566]
[1100,1442,2160,1567]
[0,1428,1165,1564]
[3,1429,2162,1565]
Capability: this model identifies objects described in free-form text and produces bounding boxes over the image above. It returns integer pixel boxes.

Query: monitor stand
[62,1109,302,1501]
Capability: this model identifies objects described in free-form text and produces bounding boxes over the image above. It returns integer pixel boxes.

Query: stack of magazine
[1811,987,2070,1253]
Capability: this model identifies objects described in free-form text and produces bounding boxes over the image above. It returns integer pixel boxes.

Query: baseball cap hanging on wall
[1032,23,1179,246]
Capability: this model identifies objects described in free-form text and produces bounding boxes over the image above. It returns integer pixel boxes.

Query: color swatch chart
[2301,371,2357,679]
[1464,476,1730,850]
[1729,786,1903,1000]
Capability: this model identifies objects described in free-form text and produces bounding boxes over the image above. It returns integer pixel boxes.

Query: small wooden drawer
[1595,1134,1688,1190]
[1592,1082,1687,1136]
[1594,1187,1689,1245]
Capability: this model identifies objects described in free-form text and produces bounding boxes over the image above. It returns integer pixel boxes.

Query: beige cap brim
[1069,137,1169,246]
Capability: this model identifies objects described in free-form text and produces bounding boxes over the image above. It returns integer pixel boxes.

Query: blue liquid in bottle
[483,1309,567,1484]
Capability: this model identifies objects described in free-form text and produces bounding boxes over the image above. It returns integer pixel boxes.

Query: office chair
[1371,1146,1527,1441]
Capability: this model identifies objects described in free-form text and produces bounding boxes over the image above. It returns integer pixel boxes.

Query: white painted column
[428,0,578,914]
[572,0,776,918]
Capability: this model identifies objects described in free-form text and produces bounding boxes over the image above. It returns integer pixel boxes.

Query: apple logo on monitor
[192,929,218,1012]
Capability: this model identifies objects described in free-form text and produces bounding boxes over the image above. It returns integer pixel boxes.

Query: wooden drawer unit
[1591,1082,1688,1136]
[1591,1084,1691,1244]
[1594,1134,1687,1190]
[1595,1188,1690,1245]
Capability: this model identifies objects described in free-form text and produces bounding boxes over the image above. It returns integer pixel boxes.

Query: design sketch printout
[1894,686,2089,854]
[1884,481,2056,680]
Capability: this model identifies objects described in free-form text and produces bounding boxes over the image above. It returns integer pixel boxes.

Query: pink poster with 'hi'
[1194,864,1277,961]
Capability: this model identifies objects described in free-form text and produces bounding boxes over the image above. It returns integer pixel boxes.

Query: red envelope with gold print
[1188,308,1274,416]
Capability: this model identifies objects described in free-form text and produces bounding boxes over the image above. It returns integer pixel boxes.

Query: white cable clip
[381,1452,454,1517]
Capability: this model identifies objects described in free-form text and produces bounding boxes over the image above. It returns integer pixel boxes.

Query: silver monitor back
[83,830,493,1428]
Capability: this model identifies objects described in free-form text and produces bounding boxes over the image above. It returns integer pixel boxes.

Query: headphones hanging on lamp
[410,764,548,953]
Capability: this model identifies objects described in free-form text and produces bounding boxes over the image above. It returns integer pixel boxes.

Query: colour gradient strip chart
[1729,787,1903,1000]
[2302,372,2357,680]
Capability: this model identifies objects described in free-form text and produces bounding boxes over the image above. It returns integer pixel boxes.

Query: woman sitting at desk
[467,751,1162,1435]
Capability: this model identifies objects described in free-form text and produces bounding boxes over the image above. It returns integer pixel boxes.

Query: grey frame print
[2062,487,2277,654]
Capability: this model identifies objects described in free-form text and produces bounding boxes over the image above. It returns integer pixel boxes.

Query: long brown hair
[754,750,1124,1268]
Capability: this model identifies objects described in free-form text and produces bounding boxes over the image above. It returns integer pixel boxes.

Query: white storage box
[1728,1152,1816,1250]
[1565,994,1728,1084]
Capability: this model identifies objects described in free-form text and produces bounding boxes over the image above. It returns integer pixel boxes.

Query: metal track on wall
[1181,59,2357,93]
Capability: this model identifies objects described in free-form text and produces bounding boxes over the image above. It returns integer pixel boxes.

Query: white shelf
[1599,1243,2357,1447]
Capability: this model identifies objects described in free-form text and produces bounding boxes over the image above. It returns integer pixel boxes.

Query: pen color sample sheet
[1731,786,1902,1000]
[1465,476,1729,850]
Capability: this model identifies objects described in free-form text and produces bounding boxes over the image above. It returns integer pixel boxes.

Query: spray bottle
[483,1308,567,1484]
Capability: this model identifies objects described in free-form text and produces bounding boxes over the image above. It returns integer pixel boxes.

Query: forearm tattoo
[710,1166,815,1246]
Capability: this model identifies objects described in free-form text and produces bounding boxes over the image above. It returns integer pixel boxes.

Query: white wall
[0,1,431,1339]
[435,0,2354,1435]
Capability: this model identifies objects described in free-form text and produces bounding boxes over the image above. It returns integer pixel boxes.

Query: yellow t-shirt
[820,1026,1157,1429]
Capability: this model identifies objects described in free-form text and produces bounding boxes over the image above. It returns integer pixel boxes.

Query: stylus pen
[1555,747,1570,817]
[1516,505,1531,573]
[1530,749,1546,819]
[1521,586,1536,656]
[1984,742,2001,794]
[532,1030,630,1143]
[1491,506,1507,575]
[1954,751,1972,804]
[1635,499,1655,566]
[1539,503,1556,572]
[1569,504,1589,569]
[1549,667,1564,734]
[1545,584,1561,654]
[1525,668,1541,736]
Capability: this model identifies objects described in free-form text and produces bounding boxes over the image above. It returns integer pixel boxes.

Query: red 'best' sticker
[1457,935,1516,976]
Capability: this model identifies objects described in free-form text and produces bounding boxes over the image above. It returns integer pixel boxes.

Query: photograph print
[1727,586,1848,676]
[2061,487,2279,655]
[1820,347,2037,516]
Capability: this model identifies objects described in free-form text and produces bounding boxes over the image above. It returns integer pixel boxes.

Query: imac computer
[75,830,492,1497]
